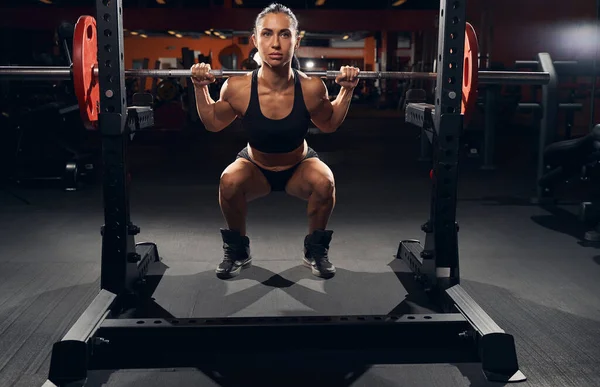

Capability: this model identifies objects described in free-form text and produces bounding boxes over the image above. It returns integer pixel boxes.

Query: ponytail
[291,54,300,70]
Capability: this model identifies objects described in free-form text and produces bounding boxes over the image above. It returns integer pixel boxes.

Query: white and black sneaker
[303,229,336,279]
[215,229,252,279]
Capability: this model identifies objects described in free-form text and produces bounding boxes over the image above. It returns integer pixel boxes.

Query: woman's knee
[311,175,335,199]
[219,170,246,201]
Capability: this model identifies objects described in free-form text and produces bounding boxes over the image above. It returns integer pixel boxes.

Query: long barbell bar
[0,66,550,85]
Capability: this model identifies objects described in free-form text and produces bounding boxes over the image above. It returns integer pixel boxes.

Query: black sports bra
[242,69,312,153]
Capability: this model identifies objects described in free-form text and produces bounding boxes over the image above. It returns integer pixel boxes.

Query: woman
[191,3,359,280]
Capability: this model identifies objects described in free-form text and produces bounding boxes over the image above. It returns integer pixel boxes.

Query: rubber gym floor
[1,115,599,387]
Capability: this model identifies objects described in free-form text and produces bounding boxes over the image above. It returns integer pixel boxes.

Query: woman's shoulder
[295,69,318,82]
[227,71,253,87]
[296,70,327,96]
[222,71,253,98]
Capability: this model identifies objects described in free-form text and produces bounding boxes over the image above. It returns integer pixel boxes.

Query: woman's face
[253,13,299,69]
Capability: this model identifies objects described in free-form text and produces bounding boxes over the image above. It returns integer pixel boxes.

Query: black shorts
[236,147,319,192]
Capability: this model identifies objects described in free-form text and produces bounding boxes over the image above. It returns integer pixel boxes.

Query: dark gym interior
[1,1,600,386]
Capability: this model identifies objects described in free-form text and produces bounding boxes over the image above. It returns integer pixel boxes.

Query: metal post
[425,0,466,292]
[181,47,198,123]
[405,88,432,162]
[96,0,138,297]
[591,0,599,130]
[535,53,558,202]
[420,130,432,162]
[140,57,150,94]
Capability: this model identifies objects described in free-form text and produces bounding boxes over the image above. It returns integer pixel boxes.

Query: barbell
[0,66,550,84]
[0,15,550,129]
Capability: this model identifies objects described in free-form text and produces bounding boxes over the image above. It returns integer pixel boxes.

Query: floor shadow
[458,195,581,207]
[530,214,586,241]
[84,360,492,387]
[119,259,177,319]
[85,256,490,387]
[387,259,444,315]
[131,259,444,320]
[194,353,486,387]
[530,205,600,247]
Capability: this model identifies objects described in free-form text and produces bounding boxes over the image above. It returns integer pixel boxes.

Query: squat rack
[43,0,527,385]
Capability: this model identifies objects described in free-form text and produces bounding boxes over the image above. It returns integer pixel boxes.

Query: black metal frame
[43,1,526,386]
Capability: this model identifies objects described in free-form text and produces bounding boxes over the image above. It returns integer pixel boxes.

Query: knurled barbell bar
[0,15,550,129]
[0,66,549,84]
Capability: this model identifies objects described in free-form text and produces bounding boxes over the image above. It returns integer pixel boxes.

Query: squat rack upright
[43,0,527,385]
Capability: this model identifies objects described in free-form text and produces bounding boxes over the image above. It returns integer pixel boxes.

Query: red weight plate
[462,22,479,127]
[73,15,99,130]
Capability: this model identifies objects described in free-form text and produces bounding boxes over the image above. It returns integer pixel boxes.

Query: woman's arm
[194,79,238,132]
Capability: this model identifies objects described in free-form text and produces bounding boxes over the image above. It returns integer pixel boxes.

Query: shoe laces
[223,242,246,261]
[306,243,329,261]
